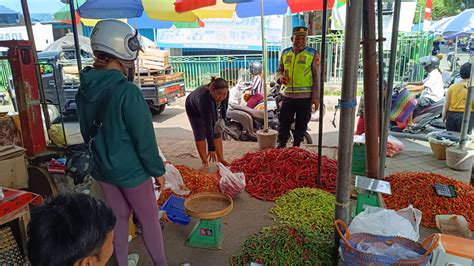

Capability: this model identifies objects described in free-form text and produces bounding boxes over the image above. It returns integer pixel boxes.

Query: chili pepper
[230,147,338,201]
[157,165,220,206]
[383,172,474,230]
[230,225,332,265]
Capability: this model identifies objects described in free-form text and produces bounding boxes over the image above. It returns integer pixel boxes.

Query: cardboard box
[0,146,28,189]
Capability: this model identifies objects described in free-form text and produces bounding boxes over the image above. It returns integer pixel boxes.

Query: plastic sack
[386,135,404,157]
[349,205,422,241]
[163,164,190,196]
[436,214,472,238]
[48,124,69,147]
[218,162,246,198]
[355,242,423,260]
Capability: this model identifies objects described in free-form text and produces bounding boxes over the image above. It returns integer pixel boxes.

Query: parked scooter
[224,82,321,144]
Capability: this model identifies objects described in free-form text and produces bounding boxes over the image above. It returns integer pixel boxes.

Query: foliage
[414,0,473,22]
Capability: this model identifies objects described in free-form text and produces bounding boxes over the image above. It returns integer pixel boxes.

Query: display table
[0,187,43,256]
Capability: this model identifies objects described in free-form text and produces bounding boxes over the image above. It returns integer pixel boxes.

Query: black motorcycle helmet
[420,55,440,73]
[249,61,263,75]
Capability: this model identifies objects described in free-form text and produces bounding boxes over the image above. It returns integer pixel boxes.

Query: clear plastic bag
[218,162,246,198]
[355,241,422,260]
[349,205,422,241]
[163,164,190,196]
[436,214,472,238]
[386,135,404,157]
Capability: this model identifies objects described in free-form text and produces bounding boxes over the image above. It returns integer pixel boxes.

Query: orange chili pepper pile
[230,147,337,201]
[157,165,220,206]
[383,172,474,230]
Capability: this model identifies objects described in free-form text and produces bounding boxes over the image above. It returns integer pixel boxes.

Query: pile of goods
[271,188,335,234]
[157,165,219,206]
[383,172,474,229]
[230,225,332,265]
[230,147,337,201]
[232,188,335,265]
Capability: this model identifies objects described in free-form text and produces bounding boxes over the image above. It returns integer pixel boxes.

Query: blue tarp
[78,0,143,19]
[0,5,20,25]
[235,0,288,18]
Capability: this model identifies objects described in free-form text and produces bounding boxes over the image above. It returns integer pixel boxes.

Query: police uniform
[277,26,320,147]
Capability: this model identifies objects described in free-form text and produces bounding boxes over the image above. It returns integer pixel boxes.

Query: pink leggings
[99,179,167,266]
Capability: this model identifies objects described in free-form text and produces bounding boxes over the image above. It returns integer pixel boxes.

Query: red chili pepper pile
[383,172,474,230]
[157,165,220,206]
[230,147,337,201]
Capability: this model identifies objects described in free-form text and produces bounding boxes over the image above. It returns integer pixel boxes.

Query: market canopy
[442,9,474,34]
[78,0,335,21]
[1,0,64,22]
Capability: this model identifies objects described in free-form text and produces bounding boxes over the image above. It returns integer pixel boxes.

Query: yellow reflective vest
[281,47,316,93]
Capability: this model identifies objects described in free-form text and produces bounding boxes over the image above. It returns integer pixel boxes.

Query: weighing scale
[184,192,233,249]
[353,175,392,217]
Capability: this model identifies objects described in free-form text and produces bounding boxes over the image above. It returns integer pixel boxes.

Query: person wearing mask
[75,19,167,266]
[443,62,473,133]
[186,77,230,168]
[276,26,321,148]
[244,61,264,109]
[27,193,116,266]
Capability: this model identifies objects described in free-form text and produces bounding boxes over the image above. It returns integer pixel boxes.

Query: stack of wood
[138,47,170,71]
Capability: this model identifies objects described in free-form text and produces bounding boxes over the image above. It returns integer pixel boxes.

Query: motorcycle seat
[229,104,265,120]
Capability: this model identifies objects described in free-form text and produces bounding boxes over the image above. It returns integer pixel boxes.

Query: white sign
[0,24,54,52]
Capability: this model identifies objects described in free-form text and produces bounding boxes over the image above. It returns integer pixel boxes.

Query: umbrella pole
[377,0,385,173]
[69,0,82,73]
[316,0,328,185]
[333,0,363,261]
[260,0,268,131]
[380,0,402,179]
[20,0,52,130]
[458,56,474,150]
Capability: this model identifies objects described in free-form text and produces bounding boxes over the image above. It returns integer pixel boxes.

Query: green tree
[432,0,474,20]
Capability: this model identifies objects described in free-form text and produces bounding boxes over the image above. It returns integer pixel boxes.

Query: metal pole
[260,0,268,131]
[334,0,363,260]
[317,0,328,185]
[380,0,402,179]
[459,57,474,150]
[362,0,380,178]
[377,0,384,163]
[69,0,82,72]
[20,0,52,129]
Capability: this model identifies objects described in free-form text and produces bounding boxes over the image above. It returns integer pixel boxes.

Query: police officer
[276,26,321,148]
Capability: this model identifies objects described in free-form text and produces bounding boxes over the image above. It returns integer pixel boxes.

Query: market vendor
[443,62,473,133]
[185,77,230,169]
[75,19,167,266]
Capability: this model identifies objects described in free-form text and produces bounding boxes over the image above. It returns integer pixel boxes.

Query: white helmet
[90,19,141,61]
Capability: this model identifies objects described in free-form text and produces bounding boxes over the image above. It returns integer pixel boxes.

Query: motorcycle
[389,84,445,134]
[224,82,323,144]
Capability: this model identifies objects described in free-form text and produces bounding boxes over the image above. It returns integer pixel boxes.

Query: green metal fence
[171,32,434,90]
[0,32,434,92]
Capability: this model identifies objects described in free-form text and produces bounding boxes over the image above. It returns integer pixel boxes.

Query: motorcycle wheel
[223,121,242,141]
[303,132,313,144]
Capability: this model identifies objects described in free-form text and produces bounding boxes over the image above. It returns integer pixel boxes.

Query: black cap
[292,26,308,36]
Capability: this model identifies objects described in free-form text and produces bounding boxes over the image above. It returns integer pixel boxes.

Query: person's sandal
[127,253,140,266]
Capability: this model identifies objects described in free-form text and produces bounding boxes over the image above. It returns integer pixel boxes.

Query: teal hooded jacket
[76,67,165,188]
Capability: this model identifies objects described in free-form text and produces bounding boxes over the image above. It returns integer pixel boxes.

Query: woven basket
[335,220,438,266]
[429,141,449,160]
[184,192,233,220]
[0,227,25,265]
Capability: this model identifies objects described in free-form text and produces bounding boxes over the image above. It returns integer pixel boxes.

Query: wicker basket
[429,141,449,160]
[184,192,233,220]
[335,220,438,266]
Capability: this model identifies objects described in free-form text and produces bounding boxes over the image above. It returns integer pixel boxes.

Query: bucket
[429,141,449,160]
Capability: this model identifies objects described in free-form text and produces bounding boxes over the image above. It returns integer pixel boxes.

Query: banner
[0,24,54,52]
[155,15,284,50]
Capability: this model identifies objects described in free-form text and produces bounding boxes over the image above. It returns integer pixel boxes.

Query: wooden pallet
[138,72,184,85]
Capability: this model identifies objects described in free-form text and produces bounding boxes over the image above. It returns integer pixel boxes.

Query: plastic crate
[160,195,191,225]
